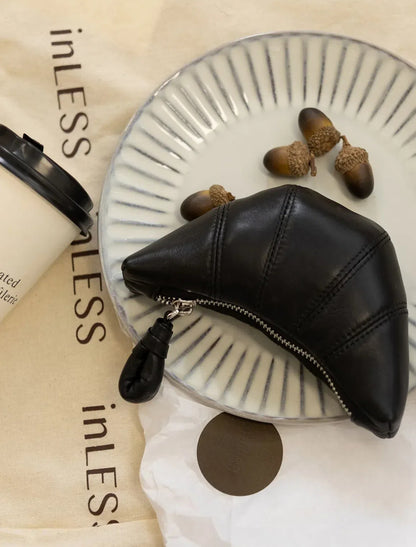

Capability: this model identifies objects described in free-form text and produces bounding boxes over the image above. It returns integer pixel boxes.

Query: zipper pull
[165,298,195,320]
[118,299,195,403]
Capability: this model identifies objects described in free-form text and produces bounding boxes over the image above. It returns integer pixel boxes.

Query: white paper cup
[0,125,93,322]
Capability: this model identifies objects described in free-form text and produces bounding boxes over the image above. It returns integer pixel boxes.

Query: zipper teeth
[156,295,351,416]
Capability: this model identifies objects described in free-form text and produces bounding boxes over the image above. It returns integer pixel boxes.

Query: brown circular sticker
[197,413,283,496]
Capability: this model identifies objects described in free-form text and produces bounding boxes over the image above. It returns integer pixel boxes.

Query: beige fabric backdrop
[0,1,415,545]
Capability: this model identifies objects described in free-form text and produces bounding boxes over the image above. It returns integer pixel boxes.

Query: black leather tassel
[119,316,173,403]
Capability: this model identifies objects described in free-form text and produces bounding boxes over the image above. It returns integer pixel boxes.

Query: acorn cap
[335,144,369,174]
[287,141,311,177]
[307,126,341,156]
[209,184,235,206]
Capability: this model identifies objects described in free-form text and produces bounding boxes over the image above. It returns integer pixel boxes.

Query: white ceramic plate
[100,32,416,423]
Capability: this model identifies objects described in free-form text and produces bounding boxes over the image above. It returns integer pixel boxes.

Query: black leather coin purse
[120,185,409,438]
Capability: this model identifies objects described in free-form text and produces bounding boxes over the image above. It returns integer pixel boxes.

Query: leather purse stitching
[323,301,407,357]
[255,189,291,309]
[215,202,230,301]
[208,206,221,298]
[326,304,408,359]
[211,204,228,300]
[296,231,390,331]
[256,186,297,313]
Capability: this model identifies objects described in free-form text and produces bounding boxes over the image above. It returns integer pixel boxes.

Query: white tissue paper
[139,381,416,547]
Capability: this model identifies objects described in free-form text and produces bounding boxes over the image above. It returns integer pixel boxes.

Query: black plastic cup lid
[0,124,93,235]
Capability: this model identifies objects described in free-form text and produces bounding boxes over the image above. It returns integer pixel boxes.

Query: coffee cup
[0,125,93,322]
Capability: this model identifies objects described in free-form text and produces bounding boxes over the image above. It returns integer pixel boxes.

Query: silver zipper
[164,298,196,321]
[157,294,351,416]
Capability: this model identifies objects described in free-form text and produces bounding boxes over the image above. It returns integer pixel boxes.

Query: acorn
[298,107,341,156]
[335,136,374,198]
[180,184,235,221]
[263,141,317,177]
